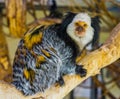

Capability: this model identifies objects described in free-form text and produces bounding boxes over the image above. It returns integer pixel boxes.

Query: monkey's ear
[58,12,76,33]
[91,16,101,48]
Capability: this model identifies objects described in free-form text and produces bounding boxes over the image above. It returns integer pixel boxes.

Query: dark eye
[83,24,87,27]
[75,22,79,26]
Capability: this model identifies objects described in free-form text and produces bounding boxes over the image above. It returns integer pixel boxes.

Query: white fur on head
[72,13,91,26]
[67,13,94,51]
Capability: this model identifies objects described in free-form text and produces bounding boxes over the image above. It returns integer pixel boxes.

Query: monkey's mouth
[75,26,85,37]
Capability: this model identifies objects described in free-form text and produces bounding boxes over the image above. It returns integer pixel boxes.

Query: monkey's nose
[75,26,85,37]
[76,26,83,32]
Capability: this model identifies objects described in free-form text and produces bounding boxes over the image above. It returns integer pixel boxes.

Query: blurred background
[0,0,120,99]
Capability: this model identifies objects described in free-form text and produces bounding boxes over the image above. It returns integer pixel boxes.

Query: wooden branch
[5,0,27,38]
[0,16,12,82]
[0,23,120,99]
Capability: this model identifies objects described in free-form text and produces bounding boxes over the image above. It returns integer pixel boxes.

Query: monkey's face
[67,13,92,40]
[67,13,94,50]
[74,21,88,37]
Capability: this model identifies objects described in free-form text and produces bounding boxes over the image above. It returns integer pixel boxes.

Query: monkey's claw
[75,65,87,77]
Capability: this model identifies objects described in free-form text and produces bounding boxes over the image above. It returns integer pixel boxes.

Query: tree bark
[0,23,120,99]
[0,12,12,82]
[5,0,27,38]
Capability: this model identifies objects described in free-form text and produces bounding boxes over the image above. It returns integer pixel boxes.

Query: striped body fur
[13,25,78,95]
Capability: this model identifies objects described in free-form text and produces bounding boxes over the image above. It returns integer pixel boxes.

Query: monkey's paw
[75,65,87,77]
[56,76,65,86]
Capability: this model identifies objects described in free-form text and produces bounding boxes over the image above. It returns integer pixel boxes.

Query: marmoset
[12,12,99,95]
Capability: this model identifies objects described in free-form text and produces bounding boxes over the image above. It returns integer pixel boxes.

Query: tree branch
[0,23,120,99]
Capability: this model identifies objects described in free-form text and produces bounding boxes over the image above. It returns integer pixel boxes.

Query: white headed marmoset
[12,12,99,95]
